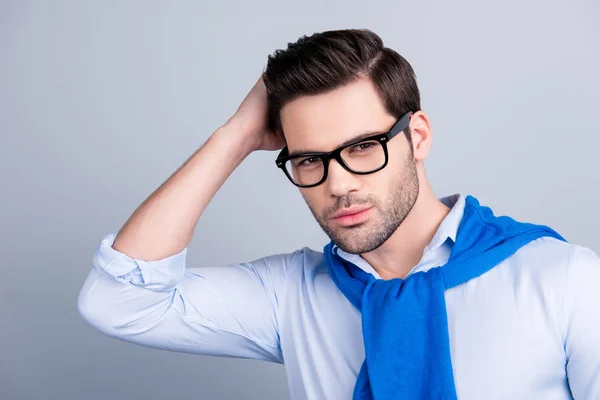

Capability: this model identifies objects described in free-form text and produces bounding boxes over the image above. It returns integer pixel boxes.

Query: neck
[361,184,451,280]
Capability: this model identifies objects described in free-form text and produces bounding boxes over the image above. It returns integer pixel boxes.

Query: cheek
[300,189,325,211]
[369,169,395,197]
[382,146,412,181]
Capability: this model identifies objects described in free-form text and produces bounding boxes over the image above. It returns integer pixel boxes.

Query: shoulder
[506,236,579,275]
[498,236,600,311]
[562,241,600,305]
[473,237,595,306]
[509,236,600,278]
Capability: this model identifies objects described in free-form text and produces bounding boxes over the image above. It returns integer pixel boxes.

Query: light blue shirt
[78,193,600,399]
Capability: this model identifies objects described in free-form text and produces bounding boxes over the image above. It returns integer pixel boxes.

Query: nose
[325,158,361,197]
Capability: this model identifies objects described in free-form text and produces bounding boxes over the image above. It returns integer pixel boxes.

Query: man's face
[280,76,420,254]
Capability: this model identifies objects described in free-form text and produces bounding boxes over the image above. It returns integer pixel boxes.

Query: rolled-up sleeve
[78,232,300,363]
[90,233,188,291]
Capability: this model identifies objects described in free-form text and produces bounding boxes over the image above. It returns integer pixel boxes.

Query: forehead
[280,77,393,154]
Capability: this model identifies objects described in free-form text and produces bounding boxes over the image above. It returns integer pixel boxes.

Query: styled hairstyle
[263,29,421,144]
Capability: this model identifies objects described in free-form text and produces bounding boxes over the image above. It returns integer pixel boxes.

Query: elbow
[77,277,118,337]
[76,270,127,338]
[77,268,176,338]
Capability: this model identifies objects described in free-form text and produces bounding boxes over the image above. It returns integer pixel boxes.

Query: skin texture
[280,75,451,280]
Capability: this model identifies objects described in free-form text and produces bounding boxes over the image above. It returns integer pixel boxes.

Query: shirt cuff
[92,232,188,292]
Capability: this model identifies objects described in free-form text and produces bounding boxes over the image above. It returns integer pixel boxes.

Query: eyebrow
[287,129,386,158]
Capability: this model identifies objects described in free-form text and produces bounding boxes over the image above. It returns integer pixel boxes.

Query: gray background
[1,0,598,399]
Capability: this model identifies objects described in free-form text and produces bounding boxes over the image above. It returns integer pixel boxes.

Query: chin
[331,232,381,254]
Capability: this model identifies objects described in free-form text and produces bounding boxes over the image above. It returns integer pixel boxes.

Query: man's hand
[224,74,286,152]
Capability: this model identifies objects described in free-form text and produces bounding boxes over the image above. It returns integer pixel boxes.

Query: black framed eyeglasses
[275,111,413,188]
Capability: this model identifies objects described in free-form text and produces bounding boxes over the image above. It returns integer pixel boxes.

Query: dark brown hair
[263,29,421,144]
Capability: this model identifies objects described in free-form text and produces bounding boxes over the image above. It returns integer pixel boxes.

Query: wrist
[213,124,257,160]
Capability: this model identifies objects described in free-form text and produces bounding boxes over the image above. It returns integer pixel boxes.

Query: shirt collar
[422,192,465,253]
[331,193,466,278]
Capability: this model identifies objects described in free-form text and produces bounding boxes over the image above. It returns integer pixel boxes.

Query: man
[78,29,600,399]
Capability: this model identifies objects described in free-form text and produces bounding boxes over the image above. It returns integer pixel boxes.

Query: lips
[330,206,373,220]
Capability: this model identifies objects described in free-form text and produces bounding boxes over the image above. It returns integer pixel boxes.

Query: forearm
[112,124,255,261]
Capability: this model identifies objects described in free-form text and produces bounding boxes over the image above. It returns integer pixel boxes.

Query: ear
[408,111,432,162]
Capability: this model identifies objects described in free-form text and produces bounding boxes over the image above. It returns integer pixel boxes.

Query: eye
[296,156,322,167]
[351,142,376,152]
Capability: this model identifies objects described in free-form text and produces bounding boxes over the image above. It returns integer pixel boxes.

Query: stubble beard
[306,154,420,255]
